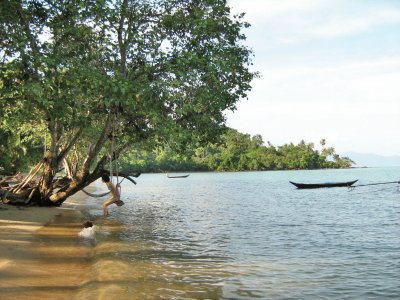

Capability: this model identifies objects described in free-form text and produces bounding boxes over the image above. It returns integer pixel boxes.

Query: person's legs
[102,197,115,216]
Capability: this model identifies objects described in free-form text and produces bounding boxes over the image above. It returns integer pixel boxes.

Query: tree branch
[16,3,40,57]
[118,0,128,75]
[80,112,113,176]
[57,128,83,166]
[91,140,131,177]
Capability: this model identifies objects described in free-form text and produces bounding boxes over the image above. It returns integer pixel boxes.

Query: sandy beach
[0,192,93,300]
[1,186,164,300]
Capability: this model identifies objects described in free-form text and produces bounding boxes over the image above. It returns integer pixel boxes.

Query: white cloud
[226,56,400,155]
[229,0,321,19]
[226,1,400,155]
[262,57,400,84]
[306,9,400,40]
[230,0,400,43]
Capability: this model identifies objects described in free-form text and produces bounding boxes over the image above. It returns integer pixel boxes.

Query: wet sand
[0,189,227,299]
[0,192,94,300]
[0,191,145,300]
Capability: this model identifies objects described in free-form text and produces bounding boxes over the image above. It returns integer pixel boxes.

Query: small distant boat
[167,174,190,178]
[290,180,358,189]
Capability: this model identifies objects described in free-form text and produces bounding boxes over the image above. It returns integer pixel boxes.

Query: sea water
[82,167,400,299]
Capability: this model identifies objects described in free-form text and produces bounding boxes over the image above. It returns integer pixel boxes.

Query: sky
[225,0,400,156]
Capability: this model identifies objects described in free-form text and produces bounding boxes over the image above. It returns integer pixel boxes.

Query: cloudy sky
[225,0,400,156]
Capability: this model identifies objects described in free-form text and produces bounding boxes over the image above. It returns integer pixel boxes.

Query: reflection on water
[79,216,231,299]
[80,168,400,299]
[2,168,399,299]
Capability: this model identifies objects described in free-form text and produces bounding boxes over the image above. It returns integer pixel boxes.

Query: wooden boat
[290,180,358,189]
[167,174,190,178]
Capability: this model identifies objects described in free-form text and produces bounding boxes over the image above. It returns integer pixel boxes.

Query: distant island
[342,152,400,168]
[118,129,355,172]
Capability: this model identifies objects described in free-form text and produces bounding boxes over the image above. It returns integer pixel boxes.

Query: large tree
[0,0,256,205]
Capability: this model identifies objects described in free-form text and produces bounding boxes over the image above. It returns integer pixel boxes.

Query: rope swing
[109,111,123,197]
[349,180,400,191]
[82,111,122,198]
[82,189,111,198]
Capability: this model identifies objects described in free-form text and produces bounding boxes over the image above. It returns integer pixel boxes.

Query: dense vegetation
[0,0,256,205]
[1,126,354,175]
[0,1,353,206]
[118,129,355,172]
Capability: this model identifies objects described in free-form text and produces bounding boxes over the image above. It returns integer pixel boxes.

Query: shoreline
[0,183,131,300]
[0,191,93,299]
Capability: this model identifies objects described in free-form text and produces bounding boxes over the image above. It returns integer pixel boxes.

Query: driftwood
[0,171,141,206]
[0,189,32,205]
[0,173,24,187]
[10,162,43,194]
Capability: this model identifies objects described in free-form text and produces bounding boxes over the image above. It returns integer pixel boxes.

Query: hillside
[343,152,400,167]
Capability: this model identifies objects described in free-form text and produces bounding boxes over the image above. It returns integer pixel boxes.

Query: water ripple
[89,169,400,299]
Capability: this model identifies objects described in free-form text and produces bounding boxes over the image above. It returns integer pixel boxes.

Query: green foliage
[0,0,256,176]
[119,129,355,172]
[0,127,43,174]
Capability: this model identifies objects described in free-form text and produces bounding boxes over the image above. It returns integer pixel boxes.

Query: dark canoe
[290,180,358,189]
[167,174,190,178]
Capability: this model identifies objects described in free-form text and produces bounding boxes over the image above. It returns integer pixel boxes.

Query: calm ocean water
[84,167,400,299]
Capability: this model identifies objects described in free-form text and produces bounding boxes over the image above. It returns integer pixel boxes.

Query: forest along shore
[0,191,93,299]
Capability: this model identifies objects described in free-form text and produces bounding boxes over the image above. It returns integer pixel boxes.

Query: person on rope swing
[101,173,124,217]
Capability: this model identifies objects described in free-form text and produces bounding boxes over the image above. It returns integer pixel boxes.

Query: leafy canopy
[0,0,257,167]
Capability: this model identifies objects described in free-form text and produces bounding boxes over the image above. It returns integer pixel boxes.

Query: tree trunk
[0,110,138,206]
[38,157,55,204]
